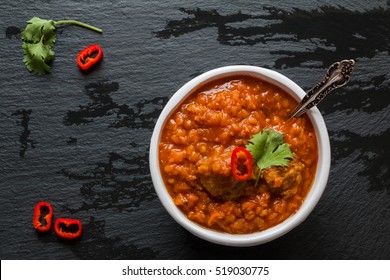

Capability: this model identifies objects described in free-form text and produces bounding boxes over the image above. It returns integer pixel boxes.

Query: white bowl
[149,65,330,247]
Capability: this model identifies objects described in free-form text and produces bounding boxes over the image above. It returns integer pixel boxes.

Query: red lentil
[159,76,318,234]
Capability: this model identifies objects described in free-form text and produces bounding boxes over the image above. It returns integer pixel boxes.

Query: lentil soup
[159,76,318,234]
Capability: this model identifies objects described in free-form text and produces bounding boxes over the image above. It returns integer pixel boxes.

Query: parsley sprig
[21,17,102,74]
[246,129,294,185]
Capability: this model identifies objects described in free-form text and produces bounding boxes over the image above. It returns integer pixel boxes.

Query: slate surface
[0,0,389,260]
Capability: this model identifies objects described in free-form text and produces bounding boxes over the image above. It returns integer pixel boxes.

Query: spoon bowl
[150,65,331,246]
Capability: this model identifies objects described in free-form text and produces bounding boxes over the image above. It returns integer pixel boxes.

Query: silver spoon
[288,59,355,119]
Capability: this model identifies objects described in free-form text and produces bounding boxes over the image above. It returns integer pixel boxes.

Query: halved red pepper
[54,218,82,239]
[76,44,103,71]
[231,147,253,180]
[32,202,53,232]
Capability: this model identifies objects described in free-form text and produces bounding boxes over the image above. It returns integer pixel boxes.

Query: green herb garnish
[21,17,102,74]
[246,129,294,184]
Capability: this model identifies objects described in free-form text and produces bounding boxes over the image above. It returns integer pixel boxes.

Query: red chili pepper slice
[76,44,103,71]
[54,218,82,239]
[231,147,253,180]
[32,202,53,232]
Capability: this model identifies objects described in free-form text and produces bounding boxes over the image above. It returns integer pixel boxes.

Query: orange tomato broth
[158,75,318,234]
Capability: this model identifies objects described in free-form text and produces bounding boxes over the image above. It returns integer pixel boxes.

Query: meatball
[261,159,305,197]
[198,175,254,200]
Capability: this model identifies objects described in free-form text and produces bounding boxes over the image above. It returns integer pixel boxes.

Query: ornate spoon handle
[288,59,355,119]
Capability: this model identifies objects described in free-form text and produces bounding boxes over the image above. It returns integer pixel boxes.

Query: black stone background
[0,0,389,259]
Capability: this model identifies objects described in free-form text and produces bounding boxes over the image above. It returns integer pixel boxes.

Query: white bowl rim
[149,65,330,247]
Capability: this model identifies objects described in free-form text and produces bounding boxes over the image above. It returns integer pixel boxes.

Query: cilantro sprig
[21,17,102,74]
[246,129,294,184]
